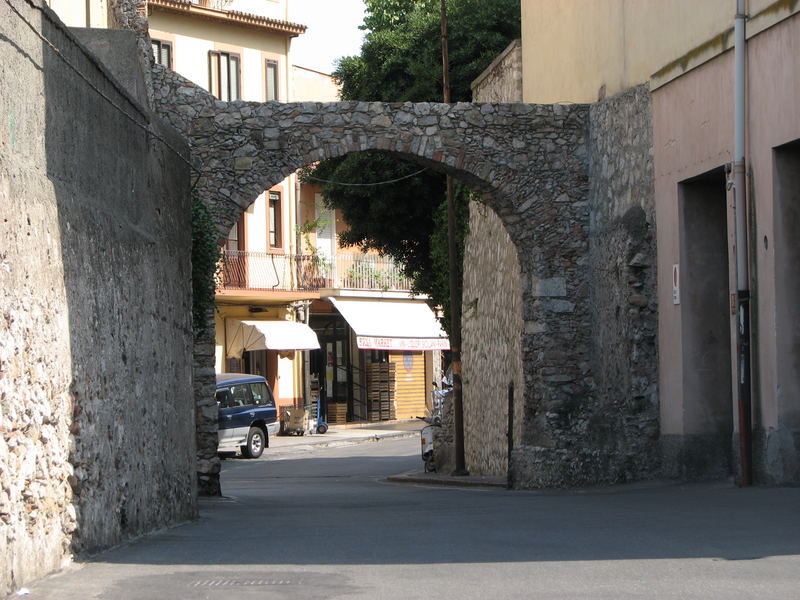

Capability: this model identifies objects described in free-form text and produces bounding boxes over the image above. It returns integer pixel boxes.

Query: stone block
[532,277,567,297]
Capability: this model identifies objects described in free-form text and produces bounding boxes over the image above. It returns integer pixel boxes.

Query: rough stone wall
[459,39,524,477]
[471,39,522,104]
[149,66,595,491]
[461,203,524,476]
[587,85,659,480]
[193,317,220,496]
[1,3,195,593]
[510,85,659,487]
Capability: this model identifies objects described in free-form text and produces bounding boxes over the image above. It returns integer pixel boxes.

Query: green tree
[314,0,520,333]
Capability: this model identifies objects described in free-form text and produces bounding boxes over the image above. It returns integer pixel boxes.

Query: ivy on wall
[191,192,220,336]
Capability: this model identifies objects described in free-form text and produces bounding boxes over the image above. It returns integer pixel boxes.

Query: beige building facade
[521,0,780,103]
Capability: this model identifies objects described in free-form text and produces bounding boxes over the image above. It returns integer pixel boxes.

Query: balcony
[217,251,413,292]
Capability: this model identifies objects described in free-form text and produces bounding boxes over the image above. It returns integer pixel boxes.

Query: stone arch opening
[151,67,594,494]
[211,146,532,481]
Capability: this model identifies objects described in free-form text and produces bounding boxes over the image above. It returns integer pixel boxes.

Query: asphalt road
[19,437,800,599]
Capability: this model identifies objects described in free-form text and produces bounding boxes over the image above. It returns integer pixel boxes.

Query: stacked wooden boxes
[326,402,347,424]
[366,362,396,421]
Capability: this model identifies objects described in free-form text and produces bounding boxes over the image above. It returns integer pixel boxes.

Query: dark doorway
[678,167,733,477]
[310,314,350,423]
[774,140,800,431]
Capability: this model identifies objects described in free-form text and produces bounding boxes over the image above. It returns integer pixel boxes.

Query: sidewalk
[264,419,508,489]
[254,418,425,457]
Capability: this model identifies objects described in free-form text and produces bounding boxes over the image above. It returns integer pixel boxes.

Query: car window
[250,382,275,408]
[228,383,253,407]
[216,388,232,408]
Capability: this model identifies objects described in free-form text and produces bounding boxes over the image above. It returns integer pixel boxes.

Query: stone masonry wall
[150,65,594,492]
[471,39,522,105]
[510,85,660,486]
[150,44,657,491]
[0,3,195,593]
[461,203,524,476]
[587,85,659,480]
[459,40,524,477]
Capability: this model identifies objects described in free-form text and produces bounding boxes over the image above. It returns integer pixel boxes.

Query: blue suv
[215,373,279,458]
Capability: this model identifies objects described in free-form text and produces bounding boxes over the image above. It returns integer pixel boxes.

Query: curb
[270,430,420,453]
[385,472,508,489]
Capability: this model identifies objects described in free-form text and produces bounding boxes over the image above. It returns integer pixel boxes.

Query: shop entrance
[310,314,350,424]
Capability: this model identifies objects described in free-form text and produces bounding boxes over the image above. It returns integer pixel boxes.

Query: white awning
[329,298,450,351]
[226,319,320,358]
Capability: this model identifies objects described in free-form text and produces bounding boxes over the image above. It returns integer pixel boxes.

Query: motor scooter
[420,422,438,472]
[418,385,450,472]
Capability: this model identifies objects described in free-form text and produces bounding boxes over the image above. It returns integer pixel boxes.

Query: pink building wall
[653,13,800,482]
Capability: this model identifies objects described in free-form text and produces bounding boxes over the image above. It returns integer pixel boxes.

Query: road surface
[20,437,800,599]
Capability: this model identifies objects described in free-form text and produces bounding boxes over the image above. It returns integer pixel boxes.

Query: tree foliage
[315,0,520,333]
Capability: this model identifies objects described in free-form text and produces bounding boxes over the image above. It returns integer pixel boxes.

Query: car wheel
[241,427,265,459]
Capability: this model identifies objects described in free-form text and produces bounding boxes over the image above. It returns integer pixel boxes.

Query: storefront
[309,296,449,423]
[222,317,320,411]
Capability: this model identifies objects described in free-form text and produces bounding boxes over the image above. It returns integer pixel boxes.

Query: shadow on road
[90,447,800,568]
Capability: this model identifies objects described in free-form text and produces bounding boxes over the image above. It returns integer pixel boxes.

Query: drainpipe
[734,0,752,487]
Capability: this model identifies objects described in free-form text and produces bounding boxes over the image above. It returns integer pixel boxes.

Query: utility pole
[440,0,466,475]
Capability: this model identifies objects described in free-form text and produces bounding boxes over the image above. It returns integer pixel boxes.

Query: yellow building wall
[47,0,110,28]
[521,0,776,103]
[229,0,288,21]
[292,66,340,102]
[214,305,301,405]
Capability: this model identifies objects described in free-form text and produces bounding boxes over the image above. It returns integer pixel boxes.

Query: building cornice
[148,0,307,37]
[650,0,799,91]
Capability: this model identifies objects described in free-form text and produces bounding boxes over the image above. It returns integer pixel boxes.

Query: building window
[209,51,240,101]
[152,39,172,69]
[266,59,279,101]
[269,191,282,248]
[226,215,245,252]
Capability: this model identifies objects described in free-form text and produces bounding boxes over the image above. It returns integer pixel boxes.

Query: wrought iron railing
[217,251,412,292]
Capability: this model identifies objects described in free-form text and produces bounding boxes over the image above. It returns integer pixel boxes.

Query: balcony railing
[217,251,412,292]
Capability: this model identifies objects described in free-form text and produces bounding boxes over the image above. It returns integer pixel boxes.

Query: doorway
[310,314,350,423]
[774,141,800,431]
[678,167,733,477]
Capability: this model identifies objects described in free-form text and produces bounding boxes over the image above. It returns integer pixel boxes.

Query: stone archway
[151,66,594,494]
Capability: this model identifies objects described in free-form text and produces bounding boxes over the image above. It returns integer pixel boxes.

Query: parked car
[215,373,279,458]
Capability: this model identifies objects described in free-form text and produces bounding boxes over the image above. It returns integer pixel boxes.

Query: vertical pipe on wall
[734,0,753,486]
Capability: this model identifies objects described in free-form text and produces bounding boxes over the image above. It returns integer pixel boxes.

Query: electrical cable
[304,167,428,187]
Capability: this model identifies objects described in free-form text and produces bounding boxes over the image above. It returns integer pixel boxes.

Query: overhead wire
[304,167,428,187]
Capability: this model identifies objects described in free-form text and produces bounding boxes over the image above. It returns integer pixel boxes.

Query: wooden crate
[326,402,347,424]
[366,362,397,421]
